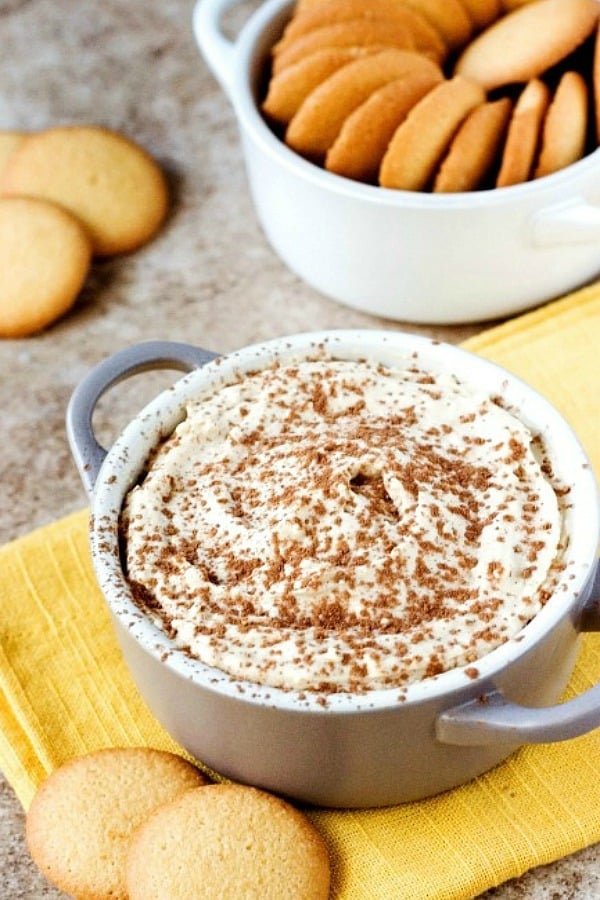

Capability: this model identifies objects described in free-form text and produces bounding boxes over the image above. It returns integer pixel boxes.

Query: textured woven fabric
[1,282,599,898]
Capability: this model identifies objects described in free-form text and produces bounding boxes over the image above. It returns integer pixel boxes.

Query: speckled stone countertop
[1,0,598,896]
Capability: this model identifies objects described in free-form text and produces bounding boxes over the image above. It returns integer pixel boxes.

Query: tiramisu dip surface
[122,356,565,694]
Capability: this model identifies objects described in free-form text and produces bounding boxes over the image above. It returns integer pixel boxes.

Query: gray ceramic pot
[67,332,600,808]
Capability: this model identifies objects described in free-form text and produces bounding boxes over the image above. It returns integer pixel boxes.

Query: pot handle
[66,341,219,498]
[193,0,243,99]
[437,562,600,746]
[532,196,600,246]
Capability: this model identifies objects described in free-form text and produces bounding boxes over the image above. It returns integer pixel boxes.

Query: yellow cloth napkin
[1,282,599,899]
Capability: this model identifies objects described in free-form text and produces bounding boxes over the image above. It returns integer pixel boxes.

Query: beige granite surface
[0,0,598,896]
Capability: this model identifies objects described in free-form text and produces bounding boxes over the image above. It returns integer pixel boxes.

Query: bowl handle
[437,562,600,746]
[532,196,600,246]
[193,0,243,99]
[66,341,219,499]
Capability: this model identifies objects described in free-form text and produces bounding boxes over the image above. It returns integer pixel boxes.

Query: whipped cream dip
[121,356,566,694]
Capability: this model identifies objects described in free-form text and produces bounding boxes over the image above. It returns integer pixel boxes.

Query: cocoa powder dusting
[121,357,567,694]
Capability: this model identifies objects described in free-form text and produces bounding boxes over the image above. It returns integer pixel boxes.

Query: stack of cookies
[0,126,168,338]
[262,0,600,192]
[26,747,331,899]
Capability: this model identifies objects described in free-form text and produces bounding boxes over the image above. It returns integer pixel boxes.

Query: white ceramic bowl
[193,0,600,324]
[67,331,600,808]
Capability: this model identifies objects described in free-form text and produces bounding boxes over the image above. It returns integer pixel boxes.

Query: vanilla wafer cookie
[434,96,512,192]
[496,78,550,187]
[0,196,91,338]
[534,71,588,178]
[26,748,208,900]
[454,0,600,90]
[379,75,485,190]
[1,125,169,255]
[126,785,331,900]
